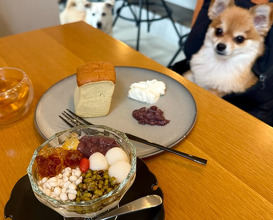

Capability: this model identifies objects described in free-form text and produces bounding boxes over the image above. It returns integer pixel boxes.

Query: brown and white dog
[59,0,115,35]
[59,0,87,25]
[185,0,273,97]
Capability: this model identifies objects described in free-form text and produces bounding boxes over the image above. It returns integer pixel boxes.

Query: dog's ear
[208,0,234,20]
[106,3,113,9]
[84,2,91,9]
[67,0,76,8]
[251,3,273,36]
[105,0,115,8]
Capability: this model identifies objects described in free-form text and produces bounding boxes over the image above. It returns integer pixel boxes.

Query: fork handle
[125,133,207,165]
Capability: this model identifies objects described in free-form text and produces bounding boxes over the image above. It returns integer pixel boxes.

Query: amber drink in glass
[0,67,34,124]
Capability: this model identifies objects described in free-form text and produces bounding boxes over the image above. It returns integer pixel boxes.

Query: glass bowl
[27,125,137,219]
[0,67,34,124]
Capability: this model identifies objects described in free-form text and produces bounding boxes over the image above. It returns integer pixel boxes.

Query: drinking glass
[0,67,34,124]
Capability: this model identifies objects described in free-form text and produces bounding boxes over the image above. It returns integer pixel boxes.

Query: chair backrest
[191,0,203,26]
[0,0,60,37]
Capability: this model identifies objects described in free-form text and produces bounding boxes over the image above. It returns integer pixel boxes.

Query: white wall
[0,0,60,37]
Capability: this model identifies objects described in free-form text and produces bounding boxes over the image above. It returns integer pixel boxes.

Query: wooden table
[2,21,273,220]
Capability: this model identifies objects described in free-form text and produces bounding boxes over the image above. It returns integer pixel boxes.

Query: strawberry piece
[79,158,89,173]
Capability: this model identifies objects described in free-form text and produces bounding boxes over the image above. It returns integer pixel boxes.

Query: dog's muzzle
[216,43,227,55]
[97,22,102,29]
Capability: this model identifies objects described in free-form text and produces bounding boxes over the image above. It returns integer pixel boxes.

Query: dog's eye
[234,36,245,44]
[85,4,91,9]
[215,28,223,36]
[92,13,96,16]
[102,12,106,16]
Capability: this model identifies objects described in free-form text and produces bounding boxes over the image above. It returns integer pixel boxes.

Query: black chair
[113,0,181,51]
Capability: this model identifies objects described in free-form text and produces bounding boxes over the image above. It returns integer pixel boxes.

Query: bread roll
[74,62,116,117]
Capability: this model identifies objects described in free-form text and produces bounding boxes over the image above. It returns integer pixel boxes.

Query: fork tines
[59,109,93,127]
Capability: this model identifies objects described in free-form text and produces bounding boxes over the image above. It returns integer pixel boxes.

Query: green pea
[96,174,102,180]
[85,172,92,178]
[81,196,91,201]
[106,187,113,193]
[104,179,109,186]
[84,178,92,183]
[87,184,96,192]
[94,189,103,196]
[80,183,87,190]
[75,169,120,202]
[103,174,109,179]
[82,192,92,197]
[77,191,82,197]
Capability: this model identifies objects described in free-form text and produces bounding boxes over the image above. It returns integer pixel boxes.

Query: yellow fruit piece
[62,136,80,150]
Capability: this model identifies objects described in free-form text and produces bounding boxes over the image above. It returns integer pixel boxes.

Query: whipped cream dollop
[128,79,166,104]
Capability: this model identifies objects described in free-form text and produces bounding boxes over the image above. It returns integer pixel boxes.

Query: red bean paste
[132,106,170,126]
[77,136,119,158]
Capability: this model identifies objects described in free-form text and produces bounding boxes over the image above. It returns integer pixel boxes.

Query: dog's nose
[97,22,102,29]
[216,43,226,52]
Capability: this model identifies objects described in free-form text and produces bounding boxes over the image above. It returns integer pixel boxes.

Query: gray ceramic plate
[35,66,197,158]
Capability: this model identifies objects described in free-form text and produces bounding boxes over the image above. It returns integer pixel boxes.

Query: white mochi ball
[105,147,129,165]
[108,160,131,183]
[89,152,108,171]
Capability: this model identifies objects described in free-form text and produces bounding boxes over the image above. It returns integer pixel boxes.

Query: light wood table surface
[2,21,273,220]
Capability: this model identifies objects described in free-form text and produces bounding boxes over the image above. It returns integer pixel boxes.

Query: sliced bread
[74,62,116,117]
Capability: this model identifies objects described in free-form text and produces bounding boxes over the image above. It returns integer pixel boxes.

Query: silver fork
[59,109,207,165]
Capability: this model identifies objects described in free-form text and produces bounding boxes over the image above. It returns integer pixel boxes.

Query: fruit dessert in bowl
[27,125,136,219]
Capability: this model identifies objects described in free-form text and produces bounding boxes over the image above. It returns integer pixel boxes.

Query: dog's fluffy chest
[190,42,258,94]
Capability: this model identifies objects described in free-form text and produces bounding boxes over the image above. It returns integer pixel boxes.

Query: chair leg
[160,0,180,38]
[136,0,143,51]
[167,48,182,68]
[113,0,124,26]
[167,33,189,67]
[127,2,138,26]
[145,0,151,32]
